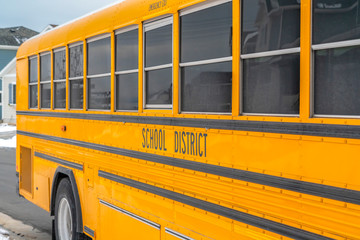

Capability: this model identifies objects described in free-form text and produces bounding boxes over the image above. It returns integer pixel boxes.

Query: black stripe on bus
[98,170,332,240]
[16,111,360,140]
[19,130,360,205]
[84,226,95,238]
[34,152,83,171]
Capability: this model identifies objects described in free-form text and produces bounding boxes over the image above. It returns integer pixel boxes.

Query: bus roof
[16,0,161,59]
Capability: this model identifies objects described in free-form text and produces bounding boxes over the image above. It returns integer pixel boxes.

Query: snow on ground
[0,124,16,148]
[0,136,16,148]
[0,124,16,133]
[0,227,9,240]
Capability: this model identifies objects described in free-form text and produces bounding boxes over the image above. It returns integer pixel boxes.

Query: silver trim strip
[145,104,172,109]
[180,56,232,67]
[313,114,360,119]
[29,82,38,86]
[165,228,194,240]
[180,111,231,115]
[69,41,83,48]
[53,79,66,83]
[312,39,360,51]
[29,55,38,60]
[144,63,172,71]
[40,81,51,84]
[53,47,66,53]
[69,76,84,81]
[115,69,138,75]
[87,33,111,43]
[99,200,160,230]
[87,73,111,78]
[115,25,138,35]
[180,0,231,16]
[243,113,299,117]
[144,17,173,31]
[241,48,300,59]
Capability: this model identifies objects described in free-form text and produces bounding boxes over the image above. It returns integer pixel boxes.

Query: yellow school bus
[16,0,360,239]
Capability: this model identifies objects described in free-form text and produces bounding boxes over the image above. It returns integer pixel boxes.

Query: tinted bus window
[144,18,173,107]
[29,56,38,108]
[54,49,66,109]
[40,53,51,108]
[69,43,84,109]
[115,28,139,111]
[241,0,300,115]
[87,36,111,110]
[180,2,232,113]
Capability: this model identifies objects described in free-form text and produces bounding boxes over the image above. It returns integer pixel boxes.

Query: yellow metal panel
[299,0,312,118]
[138,22,144,113]
[83,40,87,111]
[111,32,115,113]
[232,0,240,116]
[33,172,50,211]
[98,202,160,240]
[173,12,179,115]
[15,0,360,239]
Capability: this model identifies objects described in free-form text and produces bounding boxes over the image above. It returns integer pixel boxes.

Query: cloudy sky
[0,0,121,32]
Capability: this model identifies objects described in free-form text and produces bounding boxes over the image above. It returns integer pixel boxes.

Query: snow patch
[0,227,9,240]
[0,124,16,133]
[0,124,16,148]
[0,136,16,148]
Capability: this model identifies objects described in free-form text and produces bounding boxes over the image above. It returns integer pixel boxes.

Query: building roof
[0,26,38,46]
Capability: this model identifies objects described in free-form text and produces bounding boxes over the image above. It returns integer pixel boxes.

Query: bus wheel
[55,178,78,240]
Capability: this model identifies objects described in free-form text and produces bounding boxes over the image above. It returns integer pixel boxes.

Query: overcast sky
[0,0,121,32]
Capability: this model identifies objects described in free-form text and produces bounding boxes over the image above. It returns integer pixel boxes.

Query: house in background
[0,26,38,123]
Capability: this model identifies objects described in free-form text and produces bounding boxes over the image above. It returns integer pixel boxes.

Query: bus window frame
[28,55,38,109]
[311,39,360,119]
[39,51,52,110]
[68,41,84,111]
[179,0,233,115]
[240,0,301,117]
[86,33,112,111]
[53,47,66,110]
[143,16,174,110]
[114,24,139,112]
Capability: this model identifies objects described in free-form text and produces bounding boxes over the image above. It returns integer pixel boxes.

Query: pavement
[0,129,52,240]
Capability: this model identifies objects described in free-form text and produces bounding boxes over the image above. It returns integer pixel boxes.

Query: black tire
[54,178,79,240]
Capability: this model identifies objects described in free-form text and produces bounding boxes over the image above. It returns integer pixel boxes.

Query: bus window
[115,27,138,111]
[180,0,232,113]
[241,0,300,115]
[144,17,173,109]
[40,52,51,109]
[29,56,38,109]
[313,0,360,116]
[69,42,84,110]
[53,48,66,109]
[87,35,111,110]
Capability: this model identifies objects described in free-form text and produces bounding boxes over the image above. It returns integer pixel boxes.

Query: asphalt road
[0,148,52,234]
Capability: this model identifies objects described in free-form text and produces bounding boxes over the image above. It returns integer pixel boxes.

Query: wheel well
[50,166,83,233]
